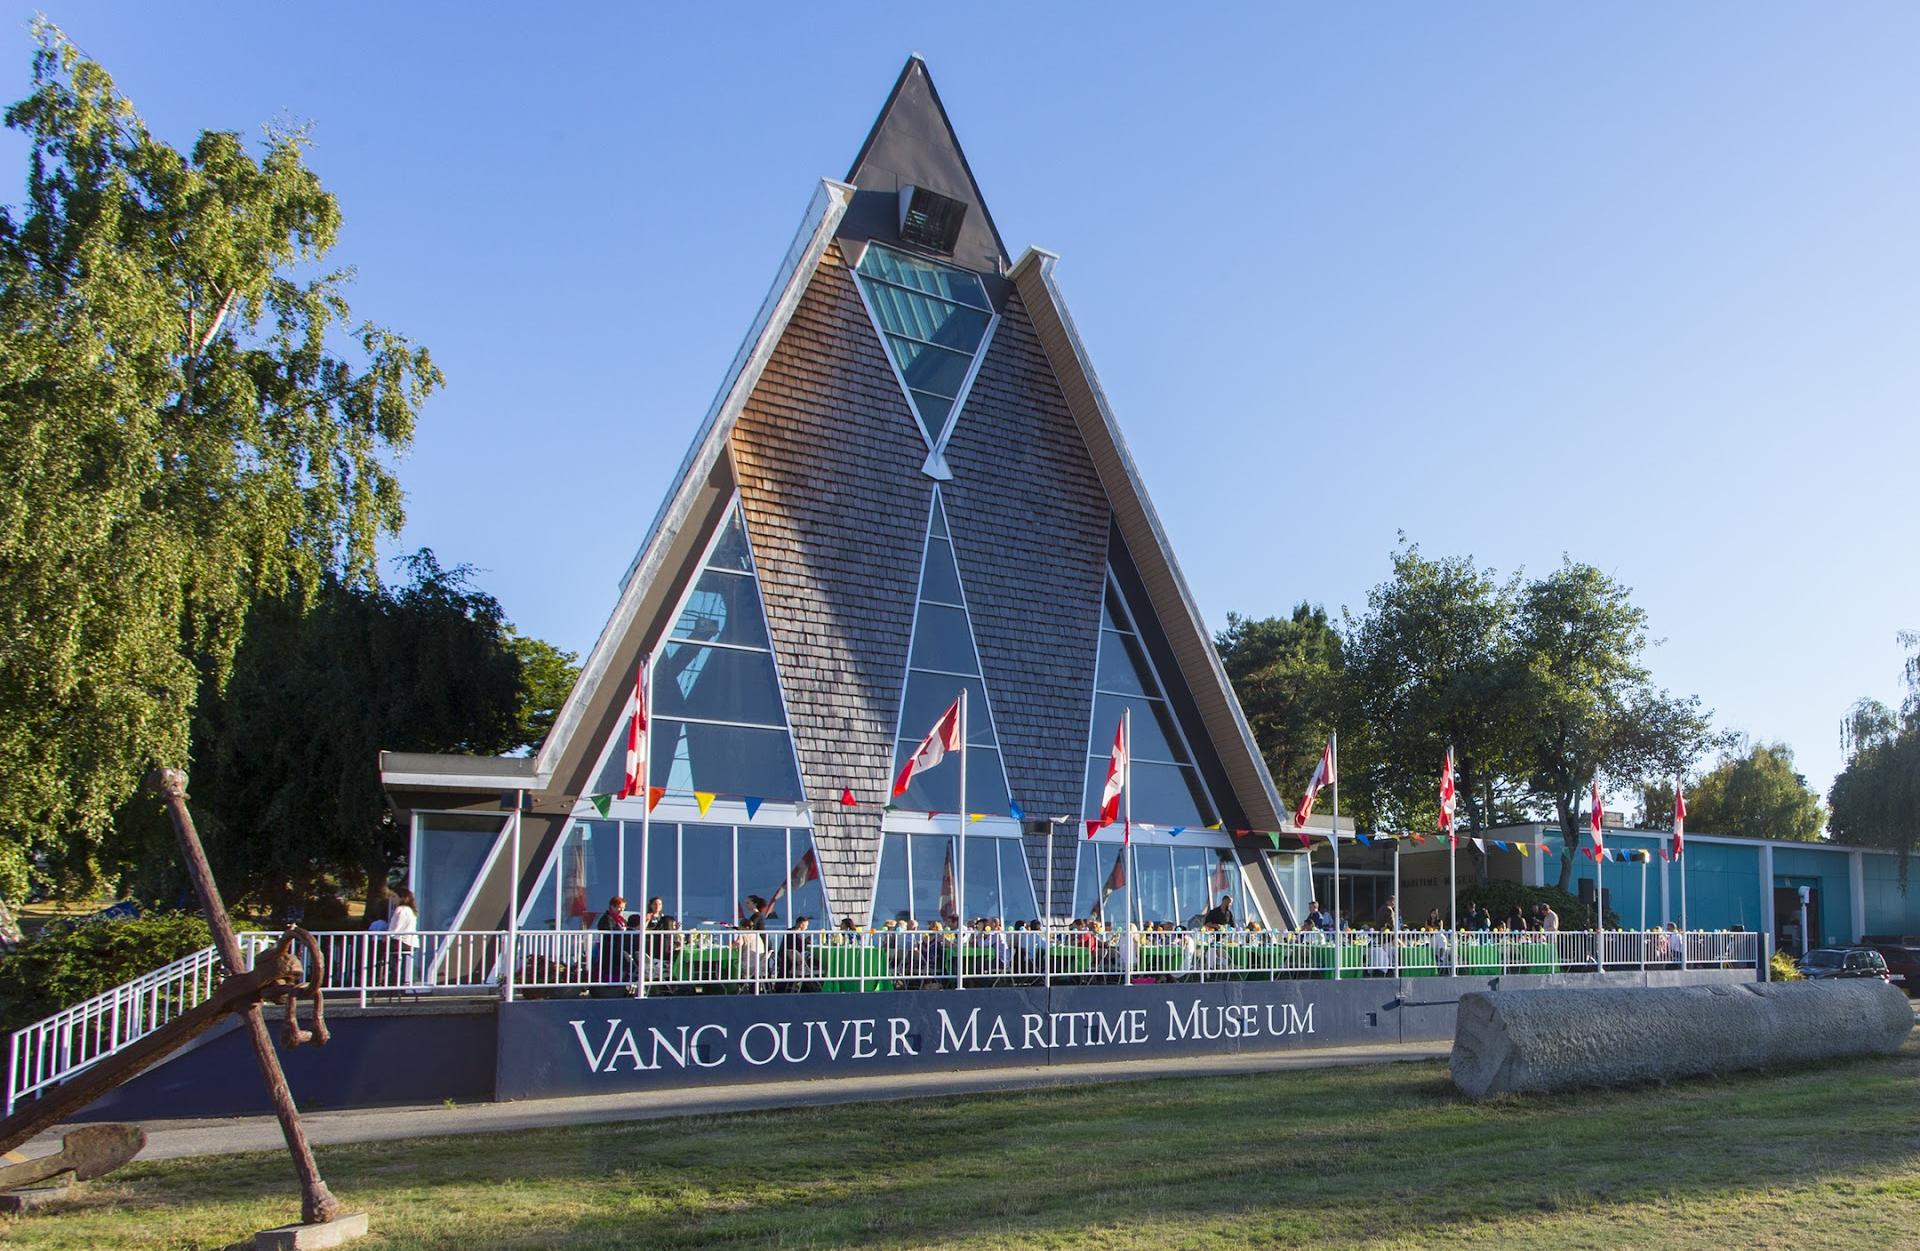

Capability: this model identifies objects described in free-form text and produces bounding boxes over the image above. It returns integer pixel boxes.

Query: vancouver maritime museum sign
[496,981,1373,1099]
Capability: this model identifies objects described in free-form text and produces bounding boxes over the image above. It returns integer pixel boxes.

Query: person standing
[384,886,420,991]
[1202,894,1236,929]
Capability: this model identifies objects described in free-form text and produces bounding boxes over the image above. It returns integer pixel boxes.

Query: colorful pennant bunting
[694,791,716,817]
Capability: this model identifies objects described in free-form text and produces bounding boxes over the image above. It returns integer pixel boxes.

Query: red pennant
[839,788,857,807]
[1086,820,1101,840]
[646,786,666,812]
[1297,831,1311,848]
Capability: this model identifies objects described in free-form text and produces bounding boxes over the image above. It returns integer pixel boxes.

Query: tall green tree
[1829,632,1920,882]
[1340,544,1530,836]
[1510,560,1720,892]
[0,26,440,901]
[1215,605,1345,798]
[1680,739,1825,842]
[112,553,578,911]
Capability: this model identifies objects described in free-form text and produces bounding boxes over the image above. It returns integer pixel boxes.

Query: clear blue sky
[8,4,1916,805]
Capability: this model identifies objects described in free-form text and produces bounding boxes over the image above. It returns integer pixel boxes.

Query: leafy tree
[0,26,440,902]
[1340,544,1531,837]
[1829,632,1920,882]
[1680,739,1825,842]
[1215,605,1344,796]
[1509,560,1720,892]
[1635,778,1678,831]
[509,633,581,751]
[111,553,576,913]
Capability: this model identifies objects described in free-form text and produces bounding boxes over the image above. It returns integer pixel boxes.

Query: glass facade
[869,829,1041,926]
[589,504,803,803]
[853,244,994,446]
[1071,841,1260,926]
[893,488,1013,816]
[1083,578,1217,829]
[411,813,506,932]
[523,820,828,931]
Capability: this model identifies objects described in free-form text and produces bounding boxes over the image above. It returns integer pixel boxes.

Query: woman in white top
[384,887,420,989]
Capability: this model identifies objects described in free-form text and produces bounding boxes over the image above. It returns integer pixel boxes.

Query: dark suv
[1798,948,1891,982]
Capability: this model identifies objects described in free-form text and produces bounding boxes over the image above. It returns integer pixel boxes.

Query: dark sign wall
[496,971,1749,1100]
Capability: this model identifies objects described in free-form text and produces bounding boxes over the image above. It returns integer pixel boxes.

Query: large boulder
[1451,980,1913,1098]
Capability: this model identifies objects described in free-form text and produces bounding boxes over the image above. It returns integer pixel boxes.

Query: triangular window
[586,502,803,803]
[891,488,1012,815]
[853,244,998,479]
[1083,574,1219,829]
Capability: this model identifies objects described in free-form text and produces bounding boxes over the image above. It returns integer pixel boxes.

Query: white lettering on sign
[566,994,1319,1078]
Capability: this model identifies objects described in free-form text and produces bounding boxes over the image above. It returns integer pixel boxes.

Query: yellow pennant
[694,791,716,817]
[969,813,986,822]
[1516,842,1530,857]
[1206,822,1222,831]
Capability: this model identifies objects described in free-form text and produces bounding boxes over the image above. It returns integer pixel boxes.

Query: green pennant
[589,794,611,818]
[1267,832,1281,850]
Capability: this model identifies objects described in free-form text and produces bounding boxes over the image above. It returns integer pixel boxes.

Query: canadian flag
[894,698,962,798]
[617,662,648,800]
[1589,780,1606,855]
[1087,718,1128,840]
[1439,746,1458,848]
[1673,782,1687,861]
[1294,737,1335,830]
[769,848,820,904]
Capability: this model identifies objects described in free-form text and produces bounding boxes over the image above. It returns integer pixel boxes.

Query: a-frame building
[382,58,1296,937]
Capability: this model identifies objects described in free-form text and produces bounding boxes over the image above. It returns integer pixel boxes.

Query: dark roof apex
[841,56,1008,276]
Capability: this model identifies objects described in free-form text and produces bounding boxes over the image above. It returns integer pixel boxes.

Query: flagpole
[1122,708,1133,987]
[637,654,653,999]
[1677,779,1689,946]
[1639,852,1648,971]
[958,688,969,988]
[1330,731,1342,948]
[1595,797,1605,974]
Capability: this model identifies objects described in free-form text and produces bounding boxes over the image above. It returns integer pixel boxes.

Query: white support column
[1850,851,1867,943]
[1758,842,1776,944]
[1659,851,1670,927]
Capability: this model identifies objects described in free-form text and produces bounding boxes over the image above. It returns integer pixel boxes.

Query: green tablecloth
[815,945,891,993]
[669,946,740,984]
[1135,944,1190,974]
[1398,944,1439,977]
[1519,941,1558,974]
[1046,944,1096,974]
[1459,942,1500,977]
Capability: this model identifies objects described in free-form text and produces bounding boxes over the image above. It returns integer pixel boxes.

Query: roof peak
[840,56,1008,275]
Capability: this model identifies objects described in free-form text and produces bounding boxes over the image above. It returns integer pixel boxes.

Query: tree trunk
[1553,794,1578,893]
[0,897,20,948]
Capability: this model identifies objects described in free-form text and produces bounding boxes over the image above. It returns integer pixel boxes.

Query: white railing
[236,929,506,1006]
[6,944,225,1116]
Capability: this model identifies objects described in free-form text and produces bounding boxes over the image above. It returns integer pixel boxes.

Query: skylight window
[853,244,997,473]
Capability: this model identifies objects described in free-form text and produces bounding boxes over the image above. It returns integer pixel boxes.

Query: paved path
[27,1041,1447,1163]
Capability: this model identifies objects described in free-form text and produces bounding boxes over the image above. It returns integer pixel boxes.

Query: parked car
[1862,937,1920,995]
[1798,948,1891,982]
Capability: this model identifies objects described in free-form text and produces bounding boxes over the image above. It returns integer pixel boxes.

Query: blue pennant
[1008,800,1024,821]
[1357,832,1371,846]
[1493,839,1508,851]
[1168,826,1185,837]
[744,796,763,820]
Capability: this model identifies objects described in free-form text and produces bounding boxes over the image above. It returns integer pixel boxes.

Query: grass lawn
[7,1044,1920,1250]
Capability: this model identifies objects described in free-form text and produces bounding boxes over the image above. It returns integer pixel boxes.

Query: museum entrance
[1774,885,1820,956]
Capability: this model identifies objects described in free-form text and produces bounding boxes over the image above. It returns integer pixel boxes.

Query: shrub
[0,911,258,1032]
[1460,880,1619,929]
[1770,951,1803,982]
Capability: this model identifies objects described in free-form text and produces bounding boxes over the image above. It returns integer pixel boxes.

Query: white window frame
[1070,828,1269,928]
[862,820,1040,927]
[846,240,1001,480]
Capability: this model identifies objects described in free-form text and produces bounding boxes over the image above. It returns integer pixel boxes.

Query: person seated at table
[1464,903,1490,931]
[1304,899,1332,931]
[1372,896,1400,930]
[1424,908,1445,930]
[839,915,859,931]
[778,916,818,990]
[1202,894,1236,928]
[642,896,665,932]
[1505,906,1531,933]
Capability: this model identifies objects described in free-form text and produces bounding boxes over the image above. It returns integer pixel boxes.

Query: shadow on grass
[14,1044,1920,1250]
